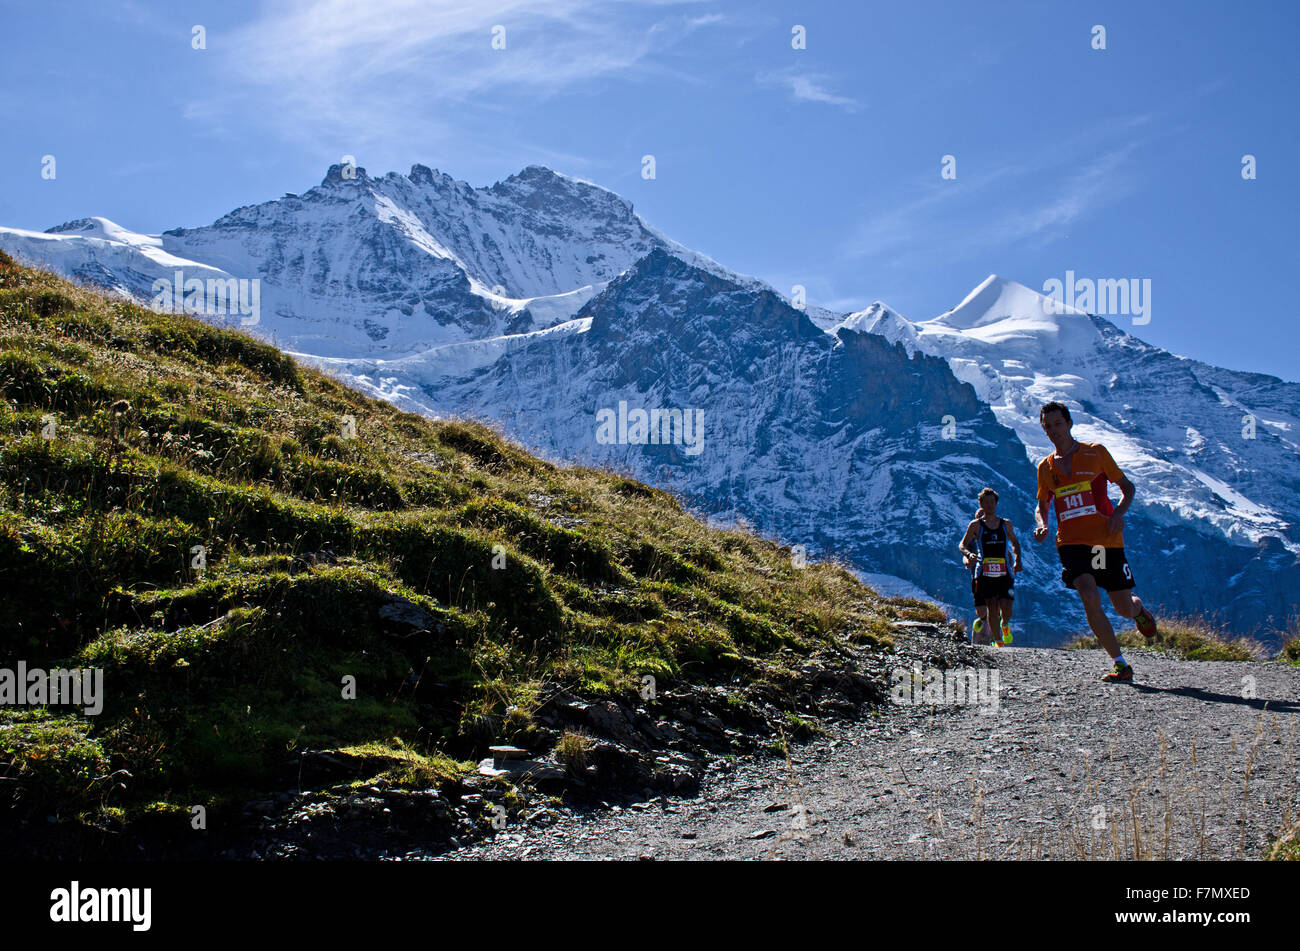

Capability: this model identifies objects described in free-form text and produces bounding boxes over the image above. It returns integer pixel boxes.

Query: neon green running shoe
[1101,660,1134,683]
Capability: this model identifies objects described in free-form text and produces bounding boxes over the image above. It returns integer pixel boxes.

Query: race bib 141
[1054,480,1098,521]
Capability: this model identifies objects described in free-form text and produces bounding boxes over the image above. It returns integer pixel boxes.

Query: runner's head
[1039,401,1073,449]
[978,487,998,517]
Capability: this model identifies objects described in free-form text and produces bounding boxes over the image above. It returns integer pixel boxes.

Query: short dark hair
[978,487,998,502]
[1040,401,1072,425]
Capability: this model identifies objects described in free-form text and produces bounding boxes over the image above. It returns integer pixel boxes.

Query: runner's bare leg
[1108,589,1143,620]
[1076,574,1120,658]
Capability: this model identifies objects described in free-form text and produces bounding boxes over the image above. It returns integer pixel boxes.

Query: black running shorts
[972,574,1014,606]
[1058,545,1135,592]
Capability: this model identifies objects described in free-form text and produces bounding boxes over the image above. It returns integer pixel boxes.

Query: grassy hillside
[0,251,933,849]
[1067,614,1297,662]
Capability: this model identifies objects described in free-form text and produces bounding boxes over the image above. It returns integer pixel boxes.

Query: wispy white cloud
[842,116,1153,263]
[685,13,726,28]
[978,145,1139,247]
[756,66,861,111]
[651,10,728,34]
[844,162,1027,260]
[188,0,717,156]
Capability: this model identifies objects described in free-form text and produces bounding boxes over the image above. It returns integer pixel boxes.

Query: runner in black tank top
[975,518,1009,576]
[958,488,1023,645]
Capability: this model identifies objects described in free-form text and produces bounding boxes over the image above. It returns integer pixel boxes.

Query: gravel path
[437,644,1300,860]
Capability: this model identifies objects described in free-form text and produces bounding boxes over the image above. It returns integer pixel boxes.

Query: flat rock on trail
[435,642,1300,861]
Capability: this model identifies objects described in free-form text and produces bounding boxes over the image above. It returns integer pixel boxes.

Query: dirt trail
[437,640,1300,860]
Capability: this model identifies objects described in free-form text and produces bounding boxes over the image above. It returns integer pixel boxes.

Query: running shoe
[1135,608,1159,643]
[1101,660,1134,683]
[1001,623,1013,646]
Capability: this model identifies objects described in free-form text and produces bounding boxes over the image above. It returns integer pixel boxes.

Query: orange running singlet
[1036,441,1126,547]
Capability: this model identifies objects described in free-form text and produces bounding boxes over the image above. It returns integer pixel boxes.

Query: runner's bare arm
[1005,520,1023,571]
[1113,473,1134,516]
[1033,497,1050,542]
[958,521,979,564]
[1100,445,1133,534]
[1107,473,1135,534]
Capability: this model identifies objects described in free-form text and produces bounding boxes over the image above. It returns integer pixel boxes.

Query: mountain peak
[408,163,437,185]
[594,247,711,297]
[837,301,920,353]
[623,246,745,290]
[407,164,471,192]
[321,162,371,186]
[45,216,128,238]
[492,164,567,190]
[929,274,1087,330]
[41,216,165,250]
[491,165,631,207]
[514,163,558,179]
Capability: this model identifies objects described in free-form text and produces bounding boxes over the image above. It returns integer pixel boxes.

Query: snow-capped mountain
[866,275,1300,553]
[4,165,1297,644]
[1,164,836,359]
[5,216,239,303]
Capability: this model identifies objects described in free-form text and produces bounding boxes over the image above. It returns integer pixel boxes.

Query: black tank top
[975,518,1010,581]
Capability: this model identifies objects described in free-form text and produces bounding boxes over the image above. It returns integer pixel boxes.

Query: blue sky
[2,0,1297,379]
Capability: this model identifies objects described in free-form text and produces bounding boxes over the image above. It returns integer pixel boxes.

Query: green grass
[1277,619,1300,666]
[783,712,826,739]
[1068,613,1266,661]
[0,250,911,841]
[1269,819,1300,860]
[334,739,470,790]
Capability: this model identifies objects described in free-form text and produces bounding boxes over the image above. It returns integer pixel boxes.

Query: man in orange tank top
[1032,401,1159,682]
